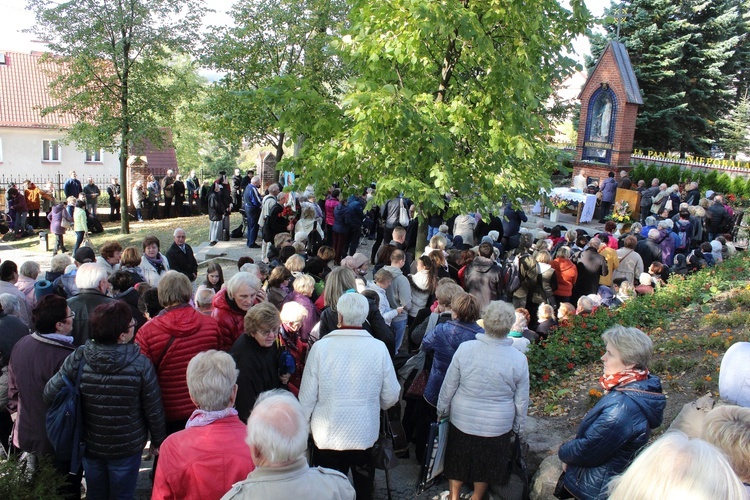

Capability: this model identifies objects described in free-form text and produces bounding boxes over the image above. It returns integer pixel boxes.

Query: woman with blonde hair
[558,326,665,499]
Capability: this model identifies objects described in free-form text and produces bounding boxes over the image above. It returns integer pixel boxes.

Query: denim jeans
[83,453,141,500]
[245,206,261,246]
[391,319,407,353]
[427,225,440,240]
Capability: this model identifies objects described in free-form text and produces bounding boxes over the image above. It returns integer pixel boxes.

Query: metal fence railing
[0,172,115,202]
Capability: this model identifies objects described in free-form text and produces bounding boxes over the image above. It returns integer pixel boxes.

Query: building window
[42,140,61,162]
[85,149,102,162]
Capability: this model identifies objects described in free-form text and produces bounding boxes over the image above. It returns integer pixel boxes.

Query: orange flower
[705,375,712,382]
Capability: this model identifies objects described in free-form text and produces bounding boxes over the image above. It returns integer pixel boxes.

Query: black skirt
[443,423,512,485]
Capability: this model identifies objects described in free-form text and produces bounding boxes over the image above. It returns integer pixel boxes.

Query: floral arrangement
[549,195,569,210]
[606,200,632,223]
[549,195,580,212]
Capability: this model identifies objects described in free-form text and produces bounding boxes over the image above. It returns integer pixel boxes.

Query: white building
[0,51,120,187]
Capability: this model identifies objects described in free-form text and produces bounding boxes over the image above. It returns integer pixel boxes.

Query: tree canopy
[26,0,204,233]
[284,0,590,228]
[202,0,349,166]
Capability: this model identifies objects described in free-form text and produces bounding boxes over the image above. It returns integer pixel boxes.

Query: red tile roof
[132,129,179,175]
[0,51,77,128]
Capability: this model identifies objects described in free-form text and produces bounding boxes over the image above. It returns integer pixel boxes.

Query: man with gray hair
[260,184,281,261]
[222,390,355,500]
[639,178,660,224]
[165,228,198,282]
[636,228,664,270]
[243,176,263,249]
[67,263,115,345]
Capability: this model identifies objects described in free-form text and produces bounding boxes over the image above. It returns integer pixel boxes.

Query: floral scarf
[185,407,238,429]
[144,253,165,274]
[599,369,649,391]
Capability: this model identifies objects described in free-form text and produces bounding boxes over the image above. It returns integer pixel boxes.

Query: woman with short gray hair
[558,326,666,499]
[299,292,399,498]
[437,300,529,500]
[212,272,265,347]
[152,350,255,500]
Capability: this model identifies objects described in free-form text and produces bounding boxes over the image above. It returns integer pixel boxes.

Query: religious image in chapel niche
[583,86,616,163]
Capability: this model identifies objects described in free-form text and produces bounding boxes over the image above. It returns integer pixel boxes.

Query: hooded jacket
[135,305,221,421]
[383,265,411,323]
[43,341,166,459]
[550,257,577,297]
[558,375,666,500]
[463,256,503,311]
[211,288,248,349]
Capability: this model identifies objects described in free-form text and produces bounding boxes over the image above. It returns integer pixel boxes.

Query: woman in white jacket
[140,236,171,287]
[437,300,530,500]
[299,292,400,499]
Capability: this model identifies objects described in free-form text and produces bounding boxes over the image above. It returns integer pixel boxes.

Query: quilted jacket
[437,334,529,437]
[211,288,247,349]
[421,320,483,406]
[558,375,666,500]
[299,329,400,451]
[43,341,166,459]
[135,304,221,421]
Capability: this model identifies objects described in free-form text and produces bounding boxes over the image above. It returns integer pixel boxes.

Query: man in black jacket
[706,196,730,241]
[67,262,116,345]
[165,228,198,282]
[636,229,664,270]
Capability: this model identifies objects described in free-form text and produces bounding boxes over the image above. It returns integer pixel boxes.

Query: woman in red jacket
[135,271,221,435]
[550,246,578,307]
[211,272,266,349]
[152,350,254,500]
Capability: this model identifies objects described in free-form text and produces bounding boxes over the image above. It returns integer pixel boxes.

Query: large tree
[202,0,348,168]
[285,0,590,248]
[27,0,204,233]
[590,0,742,156]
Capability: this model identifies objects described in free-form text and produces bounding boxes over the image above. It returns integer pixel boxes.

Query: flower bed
[527,253,750,391]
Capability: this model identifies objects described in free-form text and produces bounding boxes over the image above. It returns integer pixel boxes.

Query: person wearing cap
[48,248,95,299]
[67,263,116,346]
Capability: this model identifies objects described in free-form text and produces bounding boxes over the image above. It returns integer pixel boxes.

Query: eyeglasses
[128,320,136,329]
[64,311,76,320]
[258,329,277,337]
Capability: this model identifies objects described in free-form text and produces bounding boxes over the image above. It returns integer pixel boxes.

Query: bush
[0,456,67,499]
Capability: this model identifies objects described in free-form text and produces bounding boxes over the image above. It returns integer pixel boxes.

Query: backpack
[675,220,692,250]
[46,356,86,473]
[505,252,536,294]
[306,221,323,255]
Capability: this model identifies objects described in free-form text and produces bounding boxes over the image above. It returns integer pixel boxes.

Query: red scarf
[599,369,649,391]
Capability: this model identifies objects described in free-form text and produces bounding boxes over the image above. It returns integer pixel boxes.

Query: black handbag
[372,411,398,471]
[553,471,574,499]
[491,432,530,500]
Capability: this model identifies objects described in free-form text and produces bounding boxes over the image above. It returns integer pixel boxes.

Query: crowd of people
[0,173,748,500]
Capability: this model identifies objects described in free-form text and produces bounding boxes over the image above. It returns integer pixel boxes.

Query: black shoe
[209,241,217,246]
[248,244,260,249]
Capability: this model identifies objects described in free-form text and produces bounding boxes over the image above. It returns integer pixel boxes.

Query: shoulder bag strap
[154,336,176,372]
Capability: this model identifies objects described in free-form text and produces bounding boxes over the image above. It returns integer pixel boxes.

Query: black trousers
[313,446,374,500]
